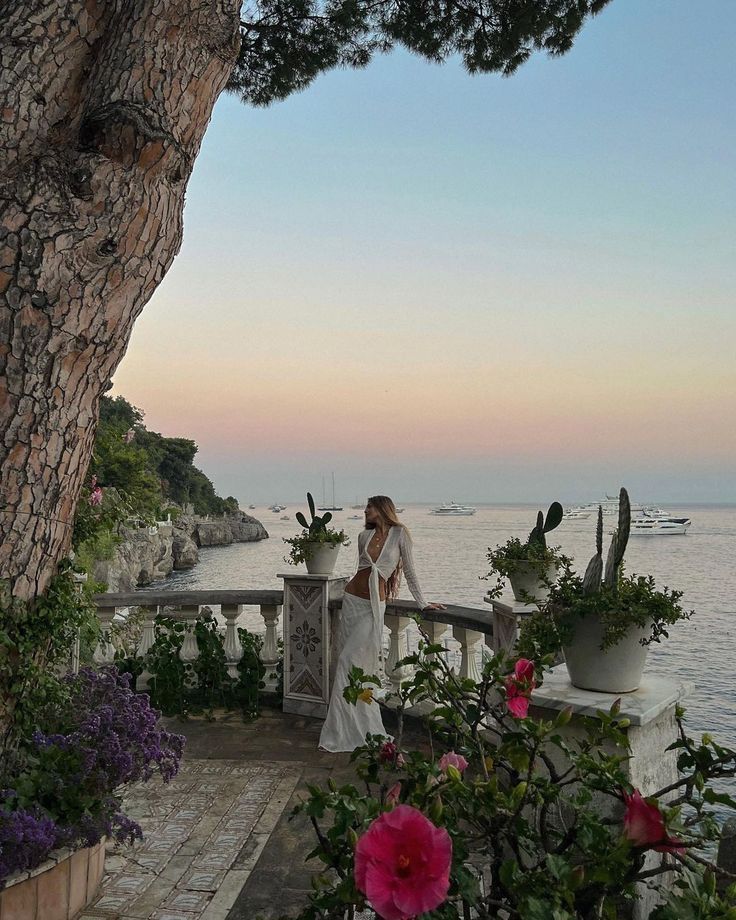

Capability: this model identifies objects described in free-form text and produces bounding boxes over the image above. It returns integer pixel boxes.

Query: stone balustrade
[90,585,532,706]
[91,589,284,692]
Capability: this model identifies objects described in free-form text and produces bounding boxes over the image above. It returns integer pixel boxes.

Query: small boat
[280,515,290,520]
[248,504,256,509]
[348,514,363,520]
[430,501,477,516]
[563,507,591,520]
[396,508,405,513]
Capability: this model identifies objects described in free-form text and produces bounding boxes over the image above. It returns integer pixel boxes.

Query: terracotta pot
[0,837,106,920]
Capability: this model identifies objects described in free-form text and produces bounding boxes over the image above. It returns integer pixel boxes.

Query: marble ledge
[277,572,348,582]
[483,594,538,615]
[531,664,695,726]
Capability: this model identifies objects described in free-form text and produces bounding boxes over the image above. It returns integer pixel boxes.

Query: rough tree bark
[0,0,241,600]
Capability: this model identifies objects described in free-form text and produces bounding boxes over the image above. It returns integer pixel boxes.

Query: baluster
[420,620,449,665]
[452,626,483,683]
[384,614,413,690]
[94,607,117,665]
[136,606,158,690]
[259,603,281,692]
[177,606,200,685]
[222,603,243,679]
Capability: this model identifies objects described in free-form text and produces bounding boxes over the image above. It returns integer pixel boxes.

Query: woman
[319,496,445,753]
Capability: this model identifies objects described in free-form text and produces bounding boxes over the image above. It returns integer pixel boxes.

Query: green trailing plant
[485,501,566,599]
[0,561,99,773]
[287,631,736,920]
[129,610,266,719]
[284,491,349,565]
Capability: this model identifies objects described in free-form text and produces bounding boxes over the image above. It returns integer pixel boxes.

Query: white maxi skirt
[318,591,389,753]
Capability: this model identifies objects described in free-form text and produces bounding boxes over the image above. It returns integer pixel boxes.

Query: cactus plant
[527,502,564,551]
[582,487,631,595]
[295,492,333,535]
[485,501,566,601]
[284,491,349,566]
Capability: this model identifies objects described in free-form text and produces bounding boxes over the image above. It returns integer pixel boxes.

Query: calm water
[151,504,736,748]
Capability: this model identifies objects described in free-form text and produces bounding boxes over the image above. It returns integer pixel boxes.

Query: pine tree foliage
[233,0,612,105]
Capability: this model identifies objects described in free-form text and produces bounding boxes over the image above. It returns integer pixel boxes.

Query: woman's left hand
[422,602,447,611]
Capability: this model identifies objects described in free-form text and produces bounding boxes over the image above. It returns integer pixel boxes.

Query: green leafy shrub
[126,610,266,719]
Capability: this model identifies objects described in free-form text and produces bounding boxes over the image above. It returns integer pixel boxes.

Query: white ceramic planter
[562,612,651,693]
[304,543,341,575]
[508,562,557,603]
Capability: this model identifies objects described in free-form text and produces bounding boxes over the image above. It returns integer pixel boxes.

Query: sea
[149,503,736,753]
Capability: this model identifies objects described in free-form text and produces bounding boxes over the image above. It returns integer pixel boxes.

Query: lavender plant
[0,667,184,882]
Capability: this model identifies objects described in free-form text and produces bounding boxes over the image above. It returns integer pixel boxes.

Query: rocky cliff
[95,512,269,592]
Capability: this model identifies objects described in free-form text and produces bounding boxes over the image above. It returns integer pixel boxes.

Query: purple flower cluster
[0,799,57,880]
[40,667,185,788]
[0,667,184,882]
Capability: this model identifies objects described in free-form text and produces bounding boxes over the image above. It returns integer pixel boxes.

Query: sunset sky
[112,0,736,505]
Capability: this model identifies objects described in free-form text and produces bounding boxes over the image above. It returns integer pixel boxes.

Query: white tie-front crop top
[356,526,427,612]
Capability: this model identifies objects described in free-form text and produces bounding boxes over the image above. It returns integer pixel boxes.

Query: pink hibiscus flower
[623,790,685,855]
[504,658,536,720]
[438,751,468,775]
[355,804,452,920]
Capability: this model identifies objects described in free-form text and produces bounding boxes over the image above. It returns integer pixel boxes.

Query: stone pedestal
[280,573,347,718]
[530,665,694,919]
[485,594,537,654]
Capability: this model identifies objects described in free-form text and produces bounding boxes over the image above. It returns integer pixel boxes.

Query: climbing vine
[0,560,98,772]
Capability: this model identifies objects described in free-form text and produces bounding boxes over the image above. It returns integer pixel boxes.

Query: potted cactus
[283,492,349,575]
[486,503,566,603]
[545,487,691,693]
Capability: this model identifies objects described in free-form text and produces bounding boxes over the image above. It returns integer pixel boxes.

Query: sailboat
[318,472,343,511]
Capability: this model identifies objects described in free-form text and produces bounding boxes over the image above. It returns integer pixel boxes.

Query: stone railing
[90,579,529,704]
[90,589,284,692]
[340,597,495,690]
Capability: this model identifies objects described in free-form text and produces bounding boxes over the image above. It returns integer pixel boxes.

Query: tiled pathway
[79,759,301,920]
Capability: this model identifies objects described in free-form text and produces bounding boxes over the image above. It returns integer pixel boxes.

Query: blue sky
[113,0,736,504]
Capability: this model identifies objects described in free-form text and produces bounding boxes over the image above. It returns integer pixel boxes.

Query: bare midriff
[344,566,387,601]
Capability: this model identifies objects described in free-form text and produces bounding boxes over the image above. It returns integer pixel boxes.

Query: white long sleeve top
[356,526,428,613]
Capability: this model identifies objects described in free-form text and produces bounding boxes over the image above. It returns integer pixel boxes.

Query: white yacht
[630,510,691,535]
[574,496,646,516]
[430,501,477,516]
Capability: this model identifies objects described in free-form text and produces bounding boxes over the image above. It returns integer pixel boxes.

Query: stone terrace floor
[80,705,423,920]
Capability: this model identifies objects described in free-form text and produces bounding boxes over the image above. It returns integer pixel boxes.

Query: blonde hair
[366,495,407,600]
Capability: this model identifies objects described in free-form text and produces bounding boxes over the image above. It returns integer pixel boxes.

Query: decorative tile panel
[281,576,346,717]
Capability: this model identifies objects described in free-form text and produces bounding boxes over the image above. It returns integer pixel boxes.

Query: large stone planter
[0,838,106,920]
[304,543,341,575]
[508,562,557,604]
[562,612,651,693]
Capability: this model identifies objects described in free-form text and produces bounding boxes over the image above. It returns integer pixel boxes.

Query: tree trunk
[0,0,241,600]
